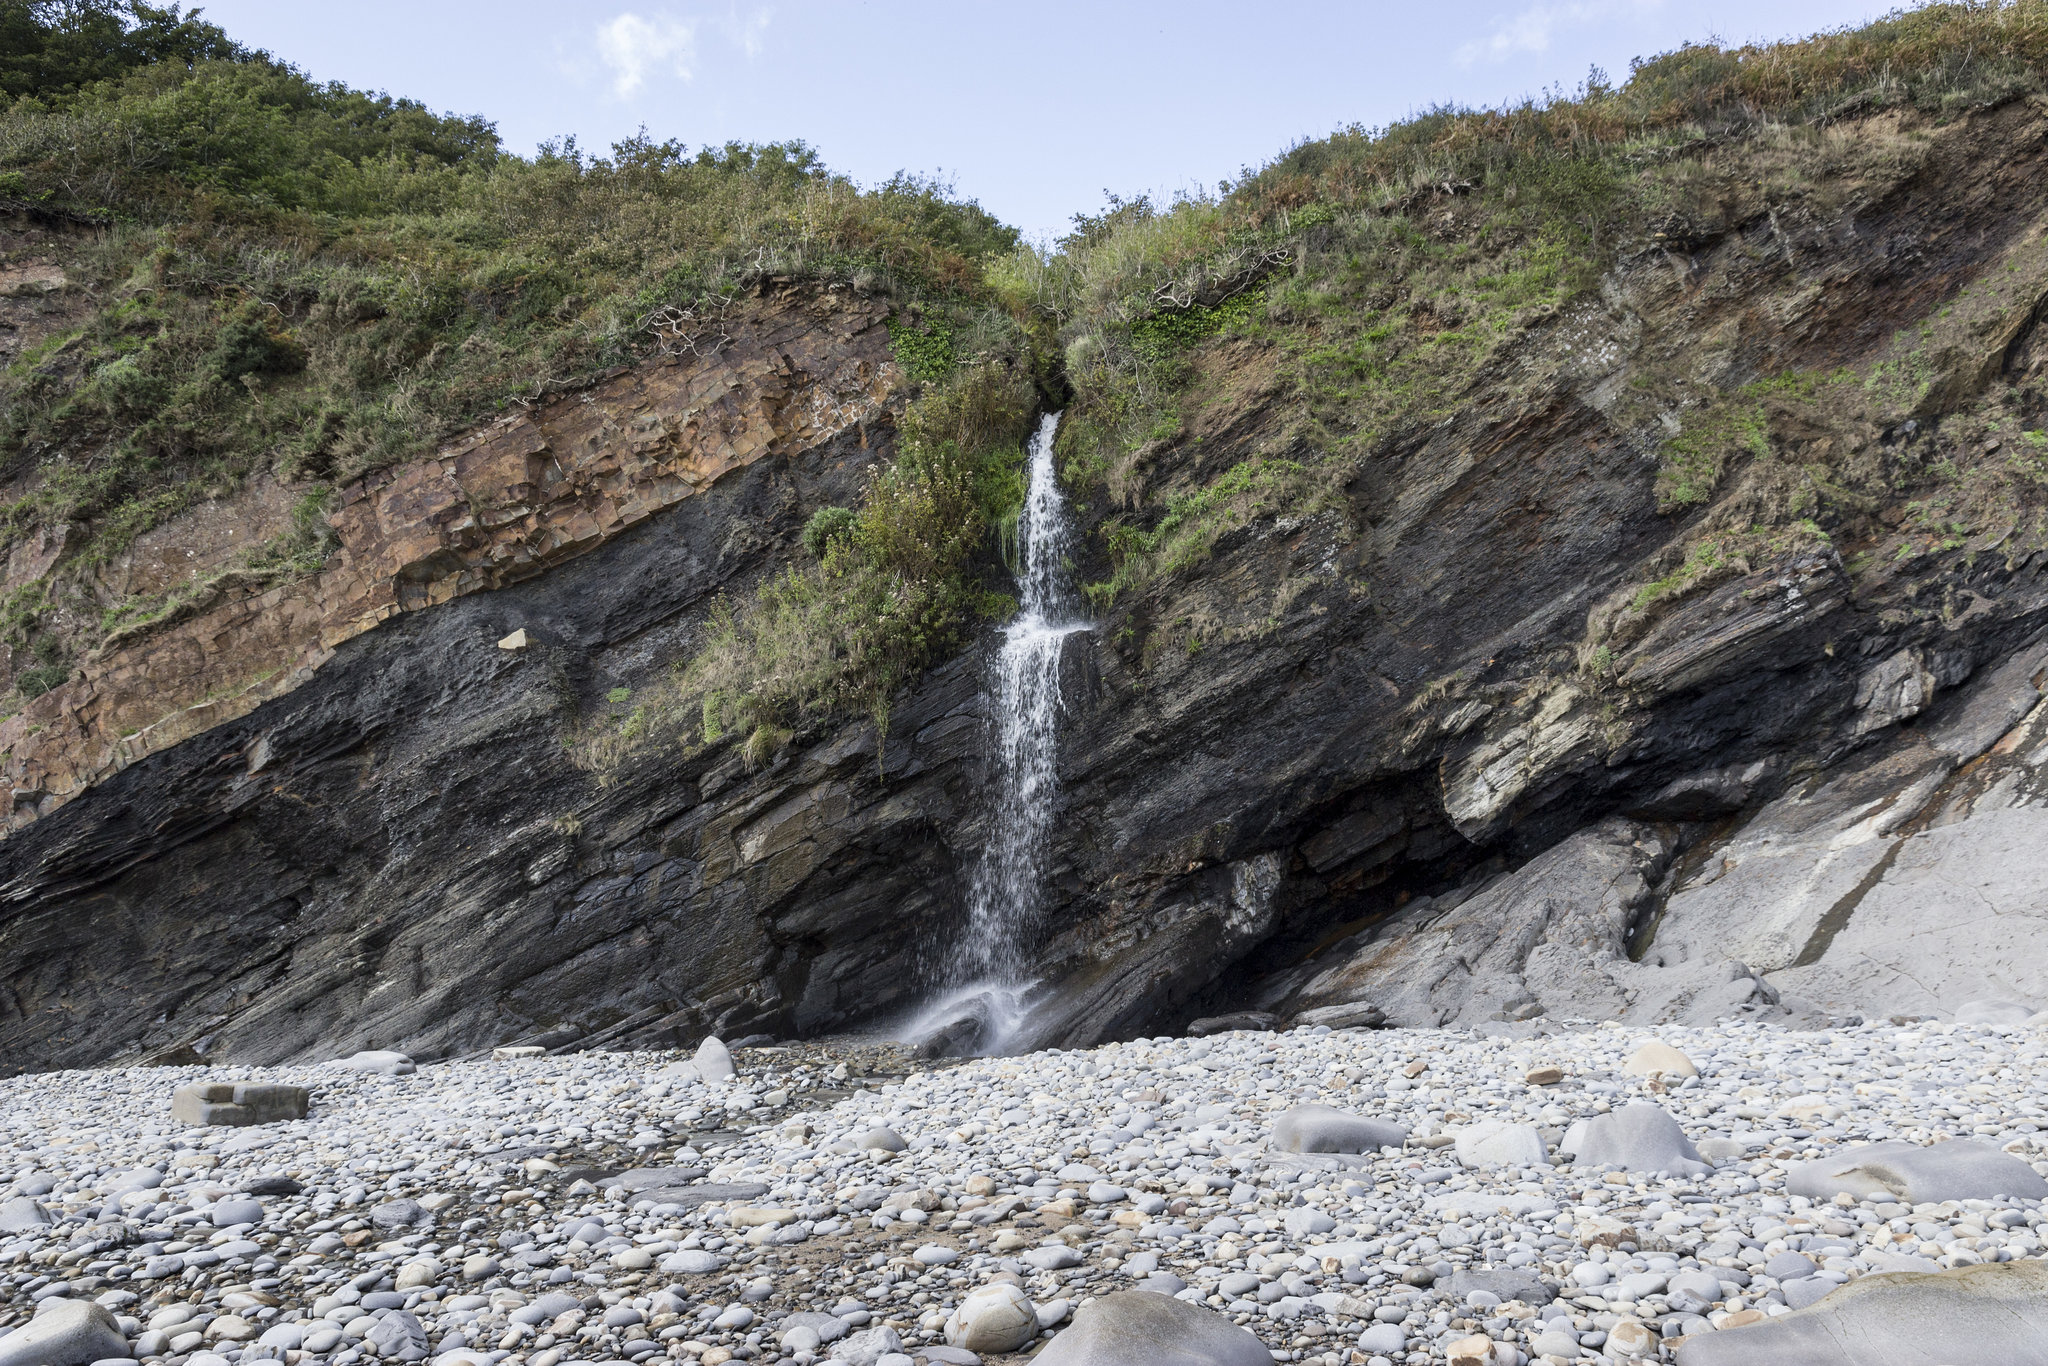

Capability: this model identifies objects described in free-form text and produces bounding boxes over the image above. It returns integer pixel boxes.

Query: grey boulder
[1954,999,2036,1025]
[1034,1290,1271,1366]
[1449,1267,1554,1306]
[330,1050,415,1075]
[0,1299,128,1366]
[1564,1103,1707,1177]
[0,1197,50,1232]
[1288,1002,1385,1030]
[693,1035,736,1083]
[1270,1105,1408,1155]
[1786,1138,2048,1204]
[1186,1012,1279,1036]
[1677,1260,2048,1366]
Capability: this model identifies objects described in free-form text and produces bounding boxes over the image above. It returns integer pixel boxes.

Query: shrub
[801,506,856,560]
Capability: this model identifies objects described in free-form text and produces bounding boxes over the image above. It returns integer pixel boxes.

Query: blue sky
[192,0,1899,240]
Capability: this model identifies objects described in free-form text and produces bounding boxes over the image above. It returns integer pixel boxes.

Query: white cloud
[719,5,772,59]
[1455,0,1664,66]
[595,12,698,98]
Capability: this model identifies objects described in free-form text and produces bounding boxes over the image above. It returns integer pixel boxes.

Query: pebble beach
[6,1018,2048,1366]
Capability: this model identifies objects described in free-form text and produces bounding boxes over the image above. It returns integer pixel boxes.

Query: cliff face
[9,98,2048,1071]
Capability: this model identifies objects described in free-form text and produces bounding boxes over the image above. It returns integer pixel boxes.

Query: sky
[189,0,1903,241]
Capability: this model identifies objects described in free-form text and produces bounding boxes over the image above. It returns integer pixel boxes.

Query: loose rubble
[5,1019,2048,1366]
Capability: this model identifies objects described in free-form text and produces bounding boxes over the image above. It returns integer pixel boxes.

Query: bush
[801,506,855,559]
[580,359,1036,776]
[0,14,1018,584]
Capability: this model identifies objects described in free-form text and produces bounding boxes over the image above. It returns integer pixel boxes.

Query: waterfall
[903,411,1083,1055]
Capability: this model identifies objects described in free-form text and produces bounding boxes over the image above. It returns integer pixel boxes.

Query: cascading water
[902,411,1084,1055]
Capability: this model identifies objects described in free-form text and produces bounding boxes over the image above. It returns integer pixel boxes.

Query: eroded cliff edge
[10,96,2048,1071]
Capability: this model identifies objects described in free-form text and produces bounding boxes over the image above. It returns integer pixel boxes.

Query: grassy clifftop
[14,0,2048,773]
[0,0,1018,700]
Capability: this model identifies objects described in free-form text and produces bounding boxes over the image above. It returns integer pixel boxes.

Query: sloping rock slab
[1786,1139,2048,1204]
[1677,1260,2048,1366]
[625,1181,766,1208]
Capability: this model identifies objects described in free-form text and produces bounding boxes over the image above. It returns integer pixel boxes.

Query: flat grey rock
[634,1182,766,1209]
[1288,1002,1384,1030]
[1676,1260,2048,1366]
[1786,1138,2048,1203]
[1186,1013,1278,1037]
[1034,1290,1271,1366]
[1449,1268,1554,1306]
[1955,999,2036,1025]
[0,1299,127,1366]
[0,1196,49,1232]
[1564,1102,1707,1176]
[609,1166,706,1191]
[1270,1105,1407,1155]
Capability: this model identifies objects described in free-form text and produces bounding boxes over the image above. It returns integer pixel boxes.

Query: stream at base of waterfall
[901,411,1084,1056]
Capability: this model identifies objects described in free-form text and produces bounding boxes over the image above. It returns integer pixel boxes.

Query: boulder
[1563,1103,1707,1177]
[944,1282,1038,1353]
[838,1323,904,1366]
[0,1197,49,1232]
[1954,999,2035,1025]
[171,1082,310,1127]
[1270,1105,1408,1155]
[0,1299,128,1366]
[329,1050,415,1075]
[1449,1267,1554,1307]
[1676,1259,2048,1365]
[1186,1012,1279,1037]
[1453,1121,1547,1169]
[1786,1138,2048,1203]
[1034,1290,1271,1366]
[1621,1041,1697,1078]
[1289,1002,1385,1030]
[693,1035,736,1083]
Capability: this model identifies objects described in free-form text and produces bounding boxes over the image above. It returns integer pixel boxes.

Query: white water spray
[903,411,1083,1055]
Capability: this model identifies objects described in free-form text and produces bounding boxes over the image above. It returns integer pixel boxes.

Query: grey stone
[1781,1275,1838,1309]
[780,1311,849,1344]
[1270,1105,1408,1155]
[1955,999,2036,1025]
[1289,1002,1386,1030]
[363,1310,427,1360]
[838,1324,903,1366]
[209,1198,264,1227]
[0,1196,50,1232]
[1034,1291,1271,1366]
[855,1127,907,1153]
[170,1082,310,1127]
[609,1166,706,1192]
[693,1036,736,1083]
[0,1299,128,1366]
[330,1050,415,1075]
[1186,1013,1278,1037]
[1358,1323,1407,1355]
[1764,1252,1817,1282]
[1675,1260,2048,1366]
[1564,1103,1707,1177]
[1449,1268,1554,1306]
[1785,1138,2048,1203]
[1024,1245,1082,1271]
[370,1198,426,1229]
[660,1249,726,1274]
[943,1283,1037,1353]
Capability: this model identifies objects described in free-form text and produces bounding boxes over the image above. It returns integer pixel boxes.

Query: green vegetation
[0,1,1014,570]
[20,0,2048,755]
[1014,1,2048,607]
[578,359,1035,776]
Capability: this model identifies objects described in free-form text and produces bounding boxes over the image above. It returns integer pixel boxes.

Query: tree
[0,1,246,105]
